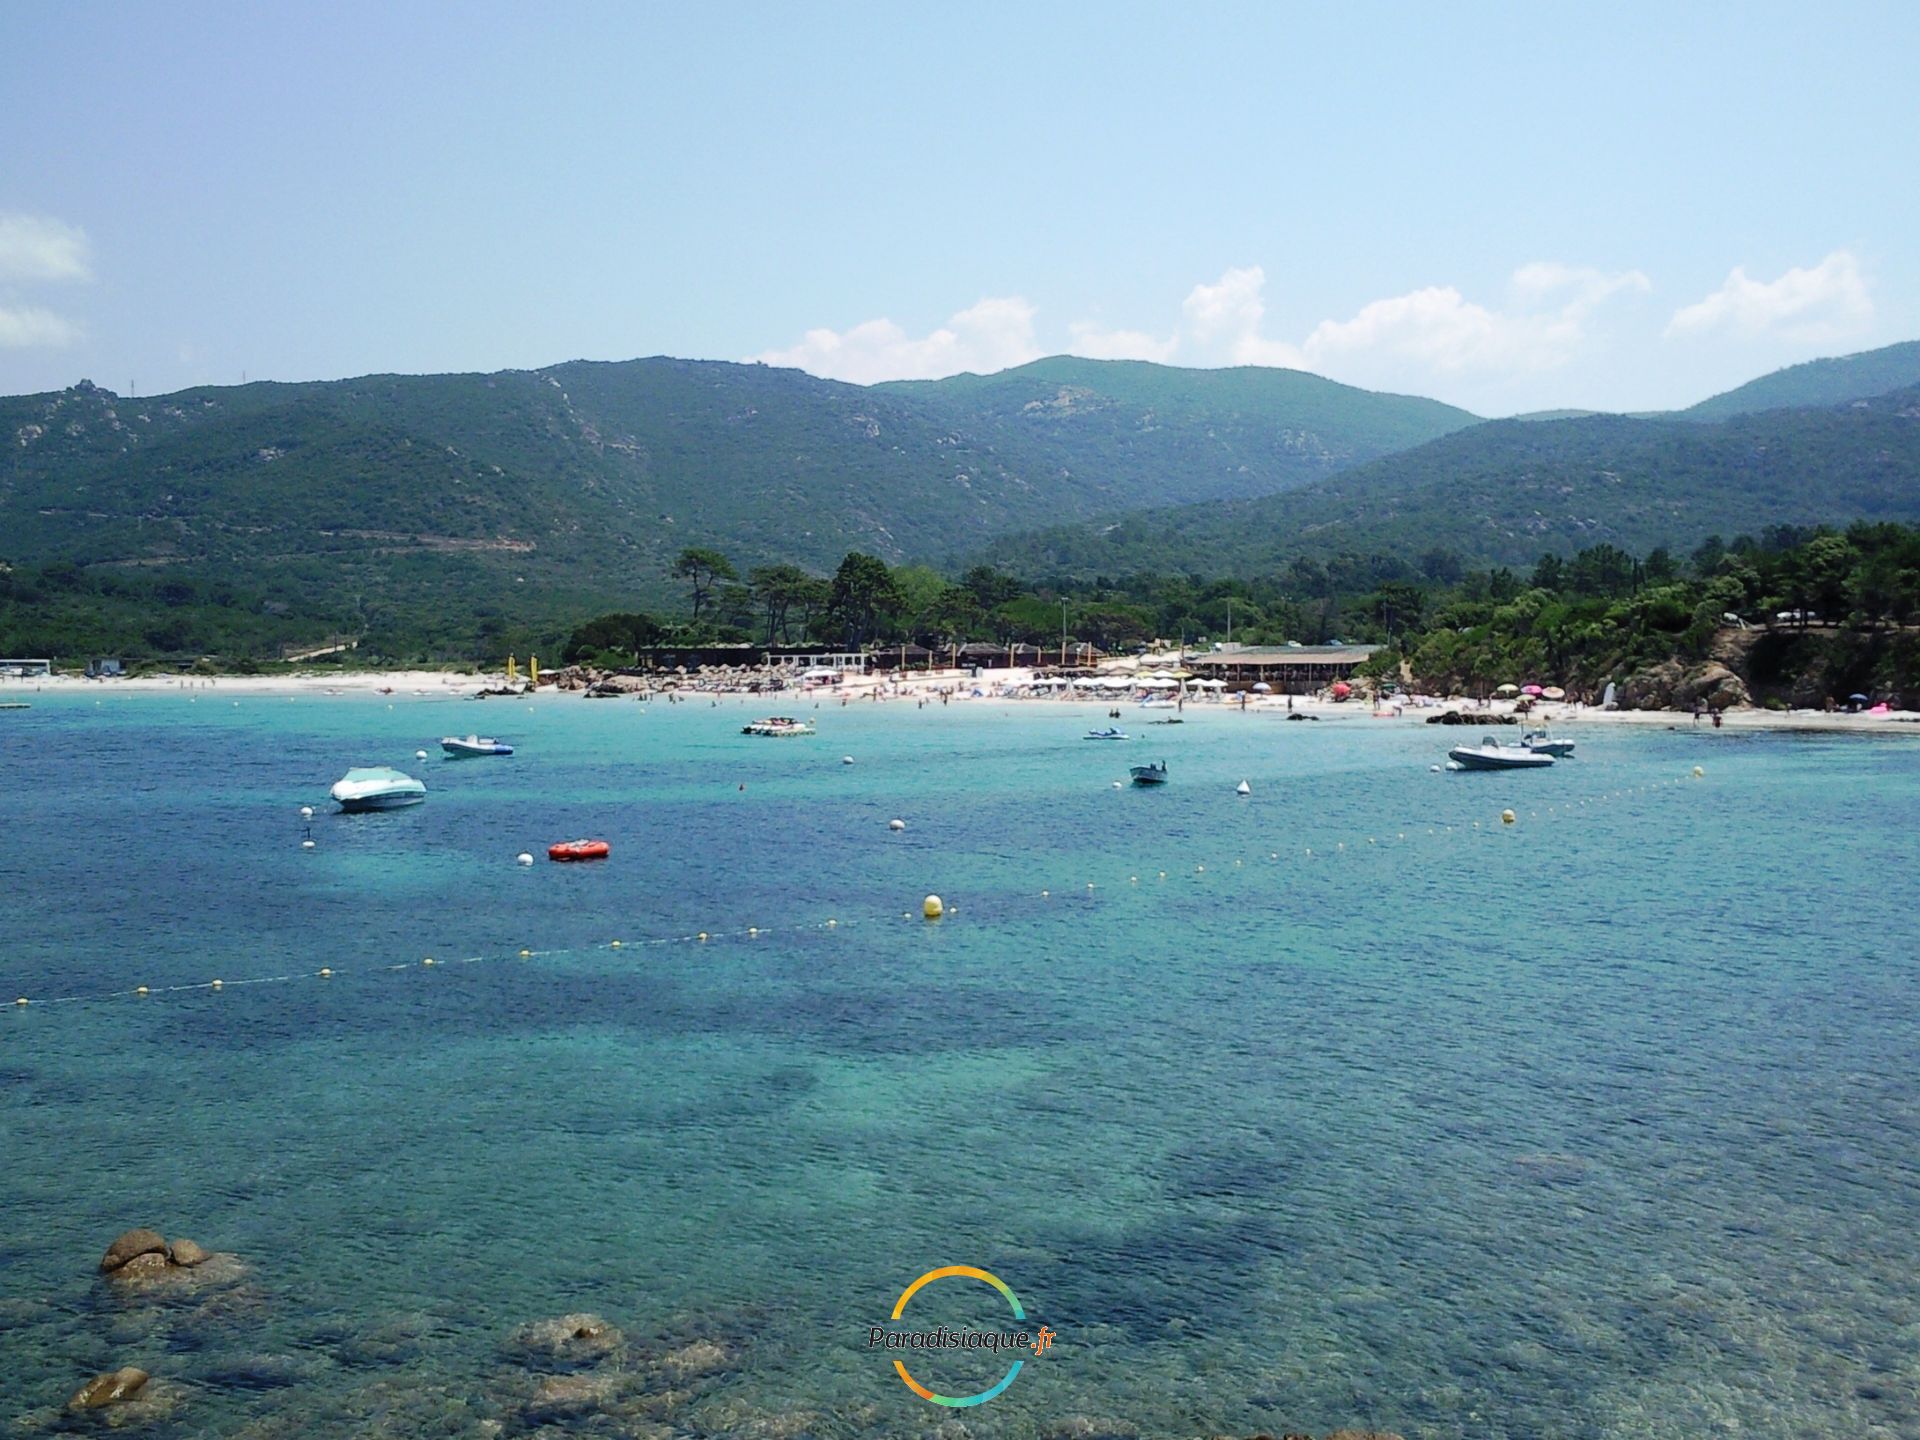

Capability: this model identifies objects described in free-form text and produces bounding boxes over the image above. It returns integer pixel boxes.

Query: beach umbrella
[1542,686,1566,700]
[1495,683,1520,695]
[1849,692,1870,702]
[1251,681,1272,692]
[1521,684,1545,696]
[1330,681,1352,699]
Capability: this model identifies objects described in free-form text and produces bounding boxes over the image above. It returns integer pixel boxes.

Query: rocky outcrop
[1618,659,1750,711]
[99,1229,167,1273]
[68,1367,149,1410]
[168,1237,211,1267]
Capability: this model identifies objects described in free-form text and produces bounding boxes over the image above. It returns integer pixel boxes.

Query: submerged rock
[504,1312,625,1369]
[1041,1418,1139,1440]
[69,1366,150,1409]
[658,1337,730,1381]
[99,1229,168,1273]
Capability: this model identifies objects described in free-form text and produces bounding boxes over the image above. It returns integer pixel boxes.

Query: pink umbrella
[1521,684,1545,696]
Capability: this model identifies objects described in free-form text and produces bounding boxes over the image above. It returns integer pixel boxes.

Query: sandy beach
[8,663,1918,735]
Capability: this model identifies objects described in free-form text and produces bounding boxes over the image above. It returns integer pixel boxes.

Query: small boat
[548,839,611,862]
[329,766,427,811]
[1130,762,1168,785]
[1085,726,1130,740]
[1521,729,1576,758]
[742,716,815,736]
[1447,737,1555,771]
[441,734,514,757]
[1138,698,1177,710]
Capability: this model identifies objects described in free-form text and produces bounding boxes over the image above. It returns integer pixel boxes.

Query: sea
[2,690,1917,1439]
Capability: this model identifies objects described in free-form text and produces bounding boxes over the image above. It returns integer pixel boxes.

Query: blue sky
[2,1,1915,414]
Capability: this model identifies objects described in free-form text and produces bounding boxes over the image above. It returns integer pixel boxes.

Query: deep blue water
[2,691,1918,1439]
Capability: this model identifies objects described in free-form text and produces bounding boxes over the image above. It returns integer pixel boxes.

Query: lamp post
[1060,598,1068,667]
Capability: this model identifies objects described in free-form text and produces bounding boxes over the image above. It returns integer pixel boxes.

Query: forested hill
[877,356,1477,488]
[0,355,1475,593]
[988,385,1920,580]
[1683,340,1920,420]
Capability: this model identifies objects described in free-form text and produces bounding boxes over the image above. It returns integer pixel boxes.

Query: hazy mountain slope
[1684,341,1920,420]
[989,386,1920,578]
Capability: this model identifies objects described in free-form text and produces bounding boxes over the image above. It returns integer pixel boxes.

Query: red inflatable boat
[547,839,611,862]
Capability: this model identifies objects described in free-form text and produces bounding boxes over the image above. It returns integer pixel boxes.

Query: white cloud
[0,304,83,348]
[1296,265,1649,379]
[1665,250,1871,342]
[751,295,1040,383]
[1177,265,1305,368]
[1065,321,1178,363]
[0,214,92,283]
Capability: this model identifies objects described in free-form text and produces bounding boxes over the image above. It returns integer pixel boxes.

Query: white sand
[5,664,1915,735]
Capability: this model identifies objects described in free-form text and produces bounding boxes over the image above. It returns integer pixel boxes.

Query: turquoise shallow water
[2,692,1919,1439]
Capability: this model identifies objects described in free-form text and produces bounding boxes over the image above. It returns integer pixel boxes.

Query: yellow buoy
[319,968,333,977]
[827,918,837,927]
[13,997,26,1006]
[748,927,759,936]
[136,986,150,996]
[211,979,224,989]
[697,932,709,942]
[519,949,531,958]
[923,895,944,919]
[1502,809,1516,825]
[422,957,435,966]
[1693,765,1704,777]
[610,940,622,949]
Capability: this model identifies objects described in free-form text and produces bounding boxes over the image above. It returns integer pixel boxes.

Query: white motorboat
[742,716,815,736]
[1085,726,1130,740]
[330,766,427,811]
[1447,737,1555,770]
[1129,762,1168,785]
[441,734,514,757]
[1522,729,1575,758]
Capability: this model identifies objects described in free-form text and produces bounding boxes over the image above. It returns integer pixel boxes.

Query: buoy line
[9,771,1707,1017]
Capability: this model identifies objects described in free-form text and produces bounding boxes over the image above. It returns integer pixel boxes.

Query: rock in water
[68,1367,149,1410]
[109,1251,173,1282]
[505,1313,625,1369]
[168,1237,210,1267]
[99,1229,167,1273]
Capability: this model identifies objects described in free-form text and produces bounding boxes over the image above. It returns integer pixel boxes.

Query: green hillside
[989,385,1920,579]
[1683,340,1920,420]
[0,357,1476,657]
[880,356,1477,503]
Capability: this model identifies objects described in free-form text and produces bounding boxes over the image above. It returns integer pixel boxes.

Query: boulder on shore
[68,1367,149,1410]
[99,1229,168,1273]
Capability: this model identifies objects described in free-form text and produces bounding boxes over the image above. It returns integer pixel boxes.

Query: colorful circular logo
[891,1265,1025,1408]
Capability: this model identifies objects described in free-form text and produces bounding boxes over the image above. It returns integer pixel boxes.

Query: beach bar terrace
[1186,644,1381,693]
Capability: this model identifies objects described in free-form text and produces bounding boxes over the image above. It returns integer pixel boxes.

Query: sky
[2,1,1916,416]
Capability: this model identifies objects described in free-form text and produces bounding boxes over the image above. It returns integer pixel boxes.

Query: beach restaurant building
[1185,644,1381,693]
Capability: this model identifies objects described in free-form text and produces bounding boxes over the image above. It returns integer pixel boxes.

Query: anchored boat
[441,734,514,757]
[1447,737,1555,771]
[548,839,611,862]
[1129,762,1168,785]
[742,716,815,736]
[329,767,427,811]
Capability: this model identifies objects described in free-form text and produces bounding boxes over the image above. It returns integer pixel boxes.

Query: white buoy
[300,805,314,819]
[842,755,854,765]
[1430,764,1442,772]
[301,839,315,850]
[516,852,534,866]
[1236,780,1251,795]
[888,818,906,831]
[415,750,428,760]
[1112,780,1123,789]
